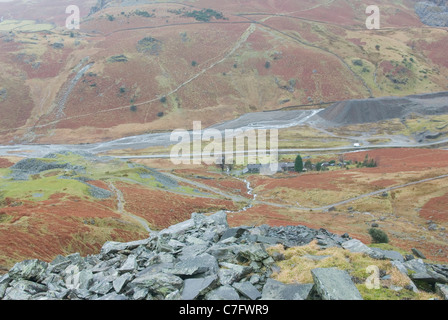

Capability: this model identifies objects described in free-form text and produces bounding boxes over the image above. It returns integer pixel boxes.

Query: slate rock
[171,253,219,276]
[0,274,11,299]
[237,244,270,262]
[113,273,133,293]
[9,259,48,283]
[204,211,229,228]
[3,287,32,300]
[78,270,94,290]
[370,248,404,262]
[311,268,363,300]
[179,244,209,259]
[89,280,113,296]
[101,239,149,256]
[10,279,47,296]
[159,218,195,238]
[412,248,426,259]
[220,227,248,241]
[205,285,240,300]
[255,236,284,246]
[342,239,384,259]
[261,278,313,300]
[218,262,252,286]
[436,283,448,300]
[233,281,262,300]
[181,275,218,300]
[131,272,183,297]
[119,255,137,273]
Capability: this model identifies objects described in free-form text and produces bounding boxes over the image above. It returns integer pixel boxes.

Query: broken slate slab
[169,254,218,277]
[311,268,363,300]
[233,281,262,300]
[113,273,133,294]
[341,239,384,259]
[181,275,218,300]
[370,248,404,262]
[261,278,313,300]
[220,227,249,241]
[205,285,240,300]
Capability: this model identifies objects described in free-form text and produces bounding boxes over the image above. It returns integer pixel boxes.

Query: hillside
[1,0,448,303]
[1,211,447,301]
[0,151,246,270]
[0,0,447,144]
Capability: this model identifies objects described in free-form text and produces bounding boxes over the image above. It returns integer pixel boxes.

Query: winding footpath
[107,182,153,234]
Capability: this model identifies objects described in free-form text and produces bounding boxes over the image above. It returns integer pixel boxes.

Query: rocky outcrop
[415,1,448,27]
[1,211,447,300]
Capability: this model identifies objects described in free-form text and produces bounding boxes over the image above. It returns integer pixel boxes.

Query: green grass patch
[0,176,89,201]
[357,284,417,300]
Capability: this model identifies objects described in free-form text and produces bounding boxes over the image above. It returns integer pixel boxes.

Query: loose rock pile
[415,0,448,27]
[0,211,447,300]
[9,158,85,181]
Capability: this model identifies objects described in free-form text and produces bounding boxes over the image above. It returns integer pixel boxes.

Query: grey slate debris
[1,211,447,300]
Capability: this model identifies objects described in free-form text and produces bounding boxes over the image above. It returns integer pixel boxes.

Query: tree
[294,155,303,173]
[130,105,137,112]
[191,60,198,67]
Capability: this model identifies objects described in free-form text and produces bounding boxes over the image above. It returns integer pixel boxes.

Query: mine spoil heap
[1,211,447,300]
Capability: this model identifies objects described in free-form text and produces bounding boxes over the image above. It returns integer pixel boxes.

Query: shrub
[160,96,167,103]
[191,60,198,67]
[294,155,303,173]
[352,59,363,67]
[265,61,271,69]
[135,10,154,18]
[130,105,137,112]
[368,228,389,244]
